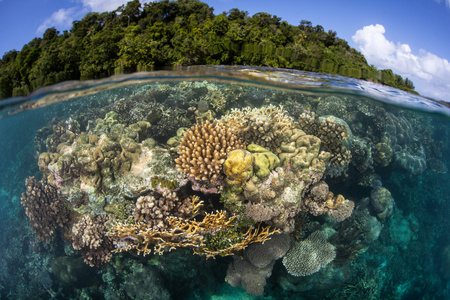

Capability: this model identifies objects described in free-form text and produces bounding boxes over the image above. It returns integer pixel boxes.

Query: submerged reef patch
[14,80,447,299]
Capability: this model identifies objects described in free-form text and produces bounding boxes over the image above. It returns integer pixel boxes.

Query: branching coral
[282,231,336,276]
[109,210,278,259]
[21,177,69,242]
[175,120,245,181]
[133,193,202,231]
[71,214,113,267]
[220,105,293,154]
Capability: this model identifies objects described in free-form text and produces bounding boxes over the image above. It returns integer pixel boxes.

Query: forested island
[0,0,417,100]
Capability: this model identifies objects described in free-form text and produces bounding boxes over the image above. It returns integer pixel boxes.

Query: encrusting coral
[21,177,69,242]
[282,230,336,276]
[175,120,245,182]
[71,214,113,267]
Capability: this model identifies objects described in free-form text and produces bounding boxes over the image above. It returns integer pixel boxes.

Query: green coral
[247,144,280,178]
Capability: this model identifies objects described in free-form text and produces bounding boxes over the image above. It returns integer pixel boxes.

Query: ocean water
[0,66,449,299]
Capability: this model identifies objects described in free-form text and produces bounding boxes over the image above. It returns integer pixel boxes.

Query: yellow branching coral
[108,210,278,259]
[175,120,245,181]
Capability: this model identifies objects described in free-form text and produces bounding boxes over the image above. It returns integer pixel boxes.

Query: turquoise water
[0,66,449,299]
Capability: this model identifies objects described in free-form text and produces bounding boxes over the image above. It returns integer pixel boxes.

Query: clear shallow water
[0,66,449,299]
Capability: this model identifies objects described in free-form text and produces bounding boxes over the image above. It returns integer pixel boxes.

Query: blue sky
[0,0,449,101]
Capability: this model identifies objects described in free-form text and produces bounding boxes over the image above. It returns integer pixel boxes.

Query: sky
[0,0,449,101]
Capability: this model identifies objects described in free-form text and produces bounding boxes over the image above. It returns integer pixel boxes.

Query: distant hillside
[0,0,417,99]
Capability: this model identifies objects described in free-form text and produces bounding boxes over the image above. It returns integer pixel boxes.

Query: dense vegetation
[0,0,416,99]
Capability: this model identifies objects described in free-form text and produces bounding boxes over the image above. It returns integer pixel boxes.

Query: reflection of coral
[71,214,113,267]
[21,177,69,242]
[226,233,290,295]
[175,120,245,181]
[282,231,336,276]
[221,105,293,154]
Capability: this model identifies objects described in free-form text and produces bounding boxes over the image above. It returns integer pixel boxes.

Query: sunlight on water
[0,66,449,299]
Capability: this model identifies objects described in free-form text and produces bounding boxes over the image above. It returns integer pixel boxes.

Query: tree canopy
[0,0,417,99]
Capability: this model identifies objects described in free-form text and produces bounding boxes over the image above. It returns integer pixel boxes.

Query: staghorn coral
[175,120,245,182]
[21,177,69,242]
[109,210,278,259]
[226,233,290,296]
[220,105,293,154]
[71,214,113,267]
[282,230,336,276]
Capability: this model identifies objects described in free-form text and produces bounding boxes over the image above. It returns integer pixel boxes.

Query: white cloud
[352,24,450,101]
[79,0,131,12]
[37,7,79,34]
[79,0,153,12]
[37,1,153,35]
[434,0,450,9]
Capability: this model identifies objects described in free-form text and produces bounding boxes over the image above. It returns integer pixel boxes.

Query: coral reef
[221,105,293,154]
[175,120,245,181]
[282,230,336,276]
[21,177,69,242]
[71,214,113,267]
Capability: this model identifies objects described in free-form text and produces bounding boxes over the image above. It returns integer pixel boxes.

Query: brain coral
[175,120,245,181]
[282,231,336,276]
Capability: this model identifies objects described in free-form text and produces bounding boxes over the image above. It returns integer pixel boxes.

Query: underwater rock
[226,234,290,296]
[51,256,93,287]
